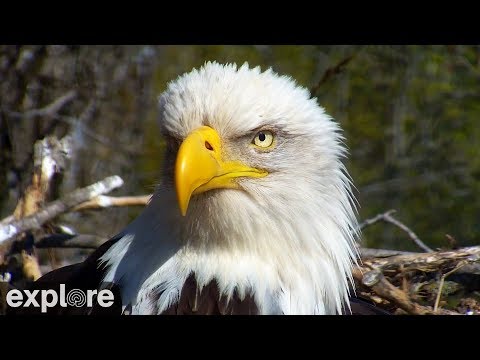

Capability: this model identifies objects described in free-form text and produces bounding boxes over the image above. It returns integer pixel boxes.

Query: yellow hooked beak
[175,126,267,216]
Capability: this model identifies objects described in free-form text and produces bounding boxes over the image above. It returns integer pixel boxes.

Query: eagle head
[103,62,359,315]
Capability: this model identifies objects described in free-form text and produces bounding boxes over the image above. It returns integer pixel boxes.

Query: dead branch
[382,211,433,253]
[359,209,396,229]
[6,90,77,120]
[13,136,72,221]
[362,245,480,273]
[352,267,459,315]
[35,234,107,249]
[0,175,124,247]
[359,209,433,253]
[445,234,458,249]
[74,194,152,211]
[359,248,416,259]
[310,55,355,96]
[5,136,73,279]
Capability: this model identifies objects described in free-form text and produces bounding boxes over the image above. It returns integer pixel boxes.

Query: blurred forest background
[1,45,479,273]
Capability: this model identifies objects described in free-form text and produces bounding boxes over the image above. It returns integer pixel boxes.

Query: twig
[6,90,77,120]
[359,209,433,253]
[433,260,470,313]
[352,267,459,315]
[358,209,397,229]
[445,234,457,249]
[59,115,117,148]
[359,248,417,259]
[0,175,124,246]
[35,234,108,249]
[310,55,355,96]
[383,212,433,253]
[74,194,152,211]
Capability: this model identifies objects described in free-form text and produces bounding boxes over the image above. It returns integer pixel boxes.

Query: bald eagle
[22,62,386,315]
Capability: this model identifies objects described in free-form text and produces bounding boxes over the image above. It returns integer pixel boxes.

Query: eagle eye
[252,130,274,148]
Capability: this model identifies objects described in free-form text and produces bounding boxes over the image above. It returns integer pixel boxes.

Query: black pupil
[258,132,266,142]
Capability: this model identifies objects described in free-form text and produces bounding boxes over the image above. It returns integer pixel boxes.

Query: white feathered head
[150,62,359,314]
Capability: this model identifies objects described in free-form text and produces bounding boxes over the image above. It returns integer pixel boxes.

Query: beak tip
[178,196,190,217]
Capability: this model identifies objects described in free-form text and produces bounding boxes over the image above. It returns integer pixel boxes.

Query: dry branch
[6,90,77,120]
[362,245,480,273]
[358,248,416,258]
[13,136,72,221]
[0,175,124,247]
[359,209,433,252]
[6,136,74,279]
[74,194,152,211]
[310,55,355,96]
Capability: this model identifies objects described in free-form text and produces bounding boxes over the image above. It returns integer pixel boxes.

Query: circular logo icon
[66,289,86,307]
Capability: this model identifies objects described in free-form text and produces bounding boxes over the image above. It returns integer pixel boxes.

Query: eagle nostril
[205,141,214,151]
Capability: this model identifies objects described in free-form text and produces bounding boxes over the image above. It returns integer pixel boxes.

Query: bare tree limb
[359,209,433,253]
[310,55,355,96]
[382,211,433,253]
[4,136,73,278]
[13,136,73,222]
[58,115,117,148]
[5,90,77,120]
[35,234,107,249]
[0,175,124,247]
[74,194,152,211]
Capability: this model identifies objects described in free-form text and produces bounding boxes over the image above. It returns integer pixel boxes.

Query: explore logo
[4,284,114,313]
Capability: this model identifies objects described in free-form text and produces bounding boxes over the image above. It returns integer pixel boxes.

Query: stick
[359,248,417,259]
[359,209,433,252]
[0,175,124,246]
[310,55,355,96]
[8,136,73,278]
[74,194,152,211]
[433,260,470,313]
[6,90,77,120]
